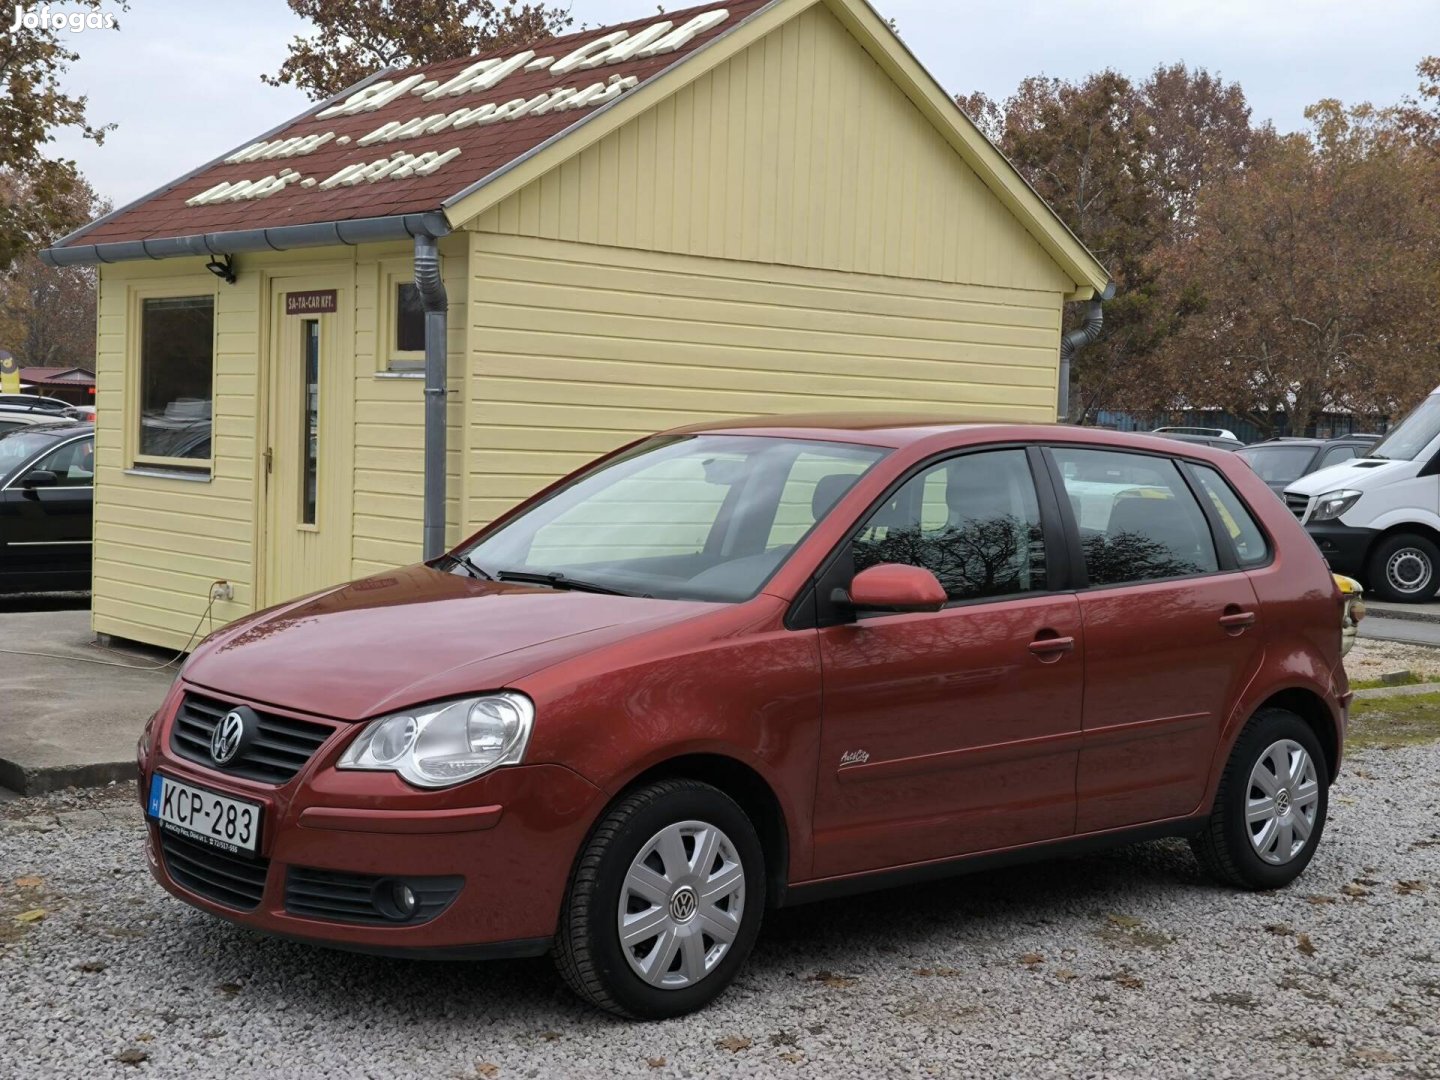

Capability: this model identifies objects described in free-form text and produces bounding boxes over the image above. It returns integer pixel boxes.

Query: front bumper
[138,686,606,955]
[1304,522,1377,579]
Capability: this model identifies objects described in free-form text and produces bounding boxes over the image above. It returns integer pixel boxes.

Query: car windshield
[454,434,889,602]
[1236,445,1317,483]
[1368,395,1440,461]
[0,430,58,481]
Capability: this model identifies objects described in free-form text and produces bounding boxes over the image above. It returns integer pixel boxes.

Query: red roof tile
[59,1,770,249]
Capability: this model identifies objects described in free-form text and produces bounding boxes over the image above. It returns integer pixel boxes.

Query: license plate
[147,773,261,856]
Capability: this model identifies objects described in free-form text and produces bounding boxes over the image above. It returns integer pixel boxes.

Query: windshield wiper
[441,552,495,581]
[496,569,628,596]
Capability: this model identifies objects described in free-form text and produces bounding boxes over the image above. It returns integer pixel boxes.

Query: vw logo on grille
[211,709,251,766]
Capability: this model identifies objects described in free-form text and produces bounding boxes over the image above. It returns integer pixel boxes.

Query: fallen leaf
[475,1064,499,1079]
[779,1051,805,1064]
[1341,883,1370,898]
[646,1058,666,1069]
[1056,969,1079,981]
[1265,923,1293,936]
[1297,933,1317,956]
[1397,880,1428,895]
[115,1049,149,1066]
[1306,895,1336,905]
[15,909,45,924]
[716,1035,753,1054]
[136,1033,155,1043]
[14,876,42,888]
[1355,877,1381,887]
[215,982,242,995]
[912,966,961,978]
[1114,971,1144,990]
[809,971,859,989]
[1106,914,1143,930]
[538,1031,561,1042]
[1020,952,1045,967]
[75,960,107,973]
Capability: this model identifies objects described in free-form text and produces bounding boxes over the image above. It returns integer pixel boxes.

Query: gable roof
[41,0,1108,296]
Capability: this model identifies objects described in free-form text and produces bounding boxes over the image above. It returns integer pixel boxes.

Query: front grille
[159,831,270,912]
[170,693,333,784]
[1285,493,1311,522]
[285,866,463,926]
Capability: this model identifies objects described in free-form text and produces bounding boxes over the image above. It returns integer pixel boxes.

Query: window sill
[124,466,212,483]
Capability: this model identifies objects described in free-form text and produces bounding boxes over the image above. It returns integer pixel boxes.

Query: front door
[0,434,94,588]
[1046,444,1267,833]
[811,447,1083,880]
[263,277,352,605]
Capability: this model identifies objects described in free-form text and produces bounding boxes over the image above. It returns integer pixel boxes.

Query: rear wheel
[553,779,765,1019]
[1191,708,1329,890]
[1367,532,1440,602]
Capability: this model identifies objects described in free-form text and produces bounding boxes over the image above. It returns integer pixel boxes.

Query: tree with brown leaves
[0,0,126,270]
[262,0,575,100]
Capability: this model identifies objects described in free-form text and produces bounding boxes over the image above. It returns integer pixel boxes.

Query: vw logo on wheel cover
[210,709,252,766]
[669,887,698,923]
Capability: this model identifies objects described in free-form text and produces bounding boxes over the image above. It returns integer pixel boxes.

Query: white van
[1284,387,1440,601]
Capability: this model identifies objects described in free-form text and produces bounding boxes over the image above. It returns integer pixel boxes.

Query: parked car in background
[0,393,79,416]
[1152,425,1241,443]
[1286,385,1440,601]
[0,412,69,436]
[1153,431,1244,451]
[138,417,1351,1019]
[1238,436,1381,496]
[0,422,94,593]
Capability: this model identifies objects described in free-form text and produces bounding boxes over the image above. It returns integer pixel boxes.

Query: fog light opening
[375,879,420,921]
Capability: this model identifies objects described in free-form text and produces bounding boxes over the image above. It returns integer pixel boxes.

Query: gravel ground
[3,743,1439,1080]
[1347,639,1440,683]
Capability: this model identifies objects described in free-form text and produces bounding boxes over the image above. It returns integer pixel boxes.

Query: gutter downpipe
[1058,280,1116,423]
[414,234,448,561]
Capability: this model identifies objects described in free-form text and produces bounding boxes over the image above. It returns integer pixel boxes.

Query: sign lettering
[285,290,337,315]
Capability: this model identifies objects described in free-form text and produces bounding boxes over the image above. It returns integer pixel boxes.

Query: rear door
[1047,445,1265,833]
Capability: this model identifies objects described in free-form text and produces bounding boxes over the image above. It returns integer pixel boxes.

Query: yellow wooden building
[43,0,1109,650]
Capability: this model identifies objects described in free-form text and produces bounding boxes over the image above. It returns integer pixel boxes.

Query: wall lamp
[205,254,237,284]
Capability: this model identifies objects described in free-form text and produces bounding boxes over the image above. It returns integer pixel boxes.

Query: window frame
[0,434,95,492]
[126,281,218,477]
[1039,444,1245,593]
[797,443,1074,629]
[1183,460,1276,572]
[377,257,429,373]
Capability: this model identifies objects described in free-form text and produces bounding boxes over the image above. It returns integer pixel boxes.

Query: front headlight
[1310,489,1362,522]
[338,692,534,788]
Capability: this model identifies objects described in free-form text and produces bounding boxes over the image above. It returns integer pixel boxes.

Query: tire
[1366,532,1440,603]
[552,779,766,1019]
[1191,708,1329,890]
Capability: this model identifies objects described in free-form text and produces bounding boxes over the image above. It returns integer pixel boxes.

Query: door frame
[256,264,355,608]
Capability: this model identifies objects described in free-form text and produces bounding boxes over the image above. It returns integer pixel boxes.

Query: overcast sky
[48,0,1438,209]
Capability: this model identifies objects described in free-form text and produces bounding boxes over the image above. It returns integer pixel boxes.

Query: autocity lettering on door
[187,8,731,207]
[285,290,337,316]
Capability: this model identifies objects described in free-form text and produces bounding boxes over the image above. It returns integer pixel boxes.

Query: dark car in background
[1237,436,1380,496]
[0,422,95,593]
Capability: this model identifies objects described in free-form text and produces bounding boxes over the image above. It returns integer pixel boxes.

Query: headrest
[812,473,860,521]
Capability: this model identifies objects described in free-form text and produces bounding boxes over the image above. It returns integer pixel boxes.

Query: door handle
[1028,635,1075,659]
[1219,610,1256,632]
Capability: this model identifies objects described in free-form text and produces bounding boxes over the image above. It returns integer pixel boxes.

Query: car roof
[660,413,1244,458]
[0,420,93,440]
[1245,436,1375,449]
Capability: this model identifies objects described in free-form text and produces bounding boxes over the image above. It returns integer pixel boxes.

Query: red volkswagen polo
[137,416,1354,1018]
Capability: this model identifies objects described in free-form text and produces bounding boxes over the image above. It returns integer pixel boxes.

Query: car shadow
[154,837,1205,1026]
[0,591,90,613]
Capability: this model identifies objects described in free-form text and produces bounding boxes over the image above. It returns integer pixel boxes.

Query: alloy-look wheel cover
[617,819,746,989]
[1246,739,1320,865]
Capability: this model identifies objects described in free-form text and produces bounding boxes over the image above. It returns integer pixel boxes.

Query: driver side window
[33,438,95,488]
[852,449,1048,602]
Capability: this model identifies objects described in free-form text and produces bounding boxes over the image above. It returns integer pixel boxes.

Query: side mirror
[841,563,947,614]
[19,469,58,489]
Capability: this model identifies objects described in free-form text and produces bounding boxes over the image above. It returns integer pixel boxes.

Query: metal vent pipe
[414,234,448,560]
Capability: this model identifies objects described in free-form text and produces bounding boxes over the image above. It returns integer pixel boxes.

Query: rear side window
[852,448,1047,602]
[1320,446,1357,468]
[1191,464,1271,567]
[1051,447,1218,586]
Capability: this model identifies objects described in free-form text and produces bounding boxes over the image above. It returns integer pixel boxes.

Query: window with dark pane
[395,283,426,353]
[139,296,214,459]
[301,319,320,525]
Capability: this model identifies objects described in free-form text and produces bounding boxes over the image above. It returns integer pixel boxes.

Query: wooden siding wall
[93,238,467,649]
[473,3,1073,295]
[466,233,1062,527]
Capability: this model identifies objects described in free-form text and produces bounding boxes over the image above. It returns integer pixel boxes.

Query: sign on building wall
[285,290,338,315]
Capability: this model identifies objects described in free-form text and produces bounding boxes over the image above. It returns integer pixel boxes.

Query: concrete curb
[1352,682,1440,701]
[0,758,134,797]
[1365,604,1440,626]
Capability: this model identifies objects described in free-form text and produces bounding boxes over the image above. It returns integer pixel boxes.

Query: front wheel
[1367,532,1440,602]
[1191,708,1329,890]
[553,779,765,1019]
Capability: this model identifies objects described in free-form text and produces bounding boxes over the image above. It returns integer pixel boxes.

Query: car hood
[182,563,721,721]
[1284,457,1411,498]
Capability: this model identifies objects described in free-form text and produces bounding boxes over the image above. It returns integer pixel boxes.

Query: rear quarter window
[1191,464,1272,568]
